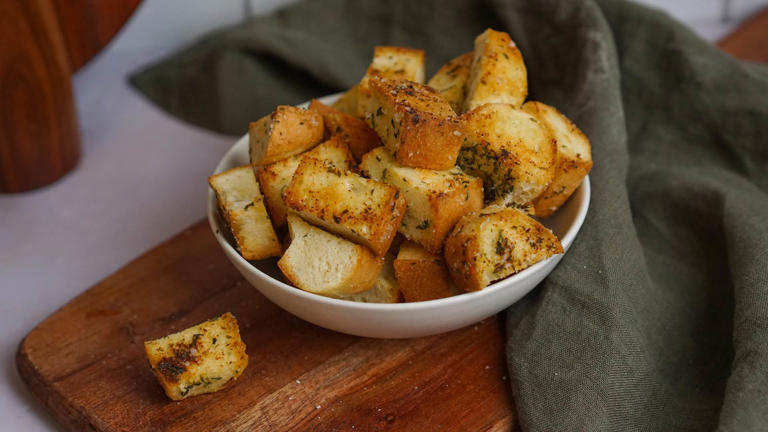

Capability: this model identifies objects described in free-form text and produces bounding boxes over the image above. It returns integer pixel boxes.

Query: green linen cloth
[131,0,768,430]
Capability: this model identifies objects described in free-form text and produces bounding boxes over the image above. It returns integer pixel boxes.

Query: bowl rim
[207,98,591,312]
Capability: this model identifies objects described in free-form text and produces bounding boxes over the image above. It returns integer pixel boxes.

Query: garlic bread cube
[459,103,556,207]
[283,157,406,256]
[279,214,383,295]
[463,29,528,112]
[523,101,593,217]
[332,86,360,116]
[361,147,482,253]
[394,240,455,302]
[444,208,563,292]
[427,52,473,113]
[208,166,281,260]
[256,136,356,229]
[144,312,248,401]
[356,46,427,118]
[309,99,381,161]
[249,105,324,165]
[363,77,465,170]
[335,238,402,303]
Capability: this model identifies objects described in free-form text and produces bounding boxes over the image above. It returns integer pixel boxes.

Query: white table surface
[0,0,763,429]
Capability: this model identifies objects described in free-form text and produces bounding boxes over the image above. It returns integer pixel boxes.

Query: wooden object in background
[50,0,142,71]
[0,0,80,193]
[717,7,768,62]
[16,221,517,431]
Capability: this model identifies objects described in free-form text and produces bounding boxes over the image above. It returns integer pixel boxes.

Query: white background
[1,0,765,429]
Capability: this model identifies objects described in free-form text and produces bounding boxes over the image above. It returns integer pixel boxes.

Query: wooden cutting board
[16,221,518,432]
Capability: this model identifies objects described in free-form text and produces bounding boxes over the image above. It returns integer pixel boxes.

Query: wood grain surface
[50,0,142,71]
[0,0,80,193]
[17,222,518,432]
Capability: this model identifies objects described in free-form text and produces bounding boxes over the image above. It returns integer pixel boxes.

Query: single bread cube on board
[363,77,465,170]
[249,105,324,165]
[463,29,528,112]
[208,166,281,260]
[334,237,403,303]
[279,214,383,296]
[444,208,563,292]
[309,99,381,162]
[144,312,248,401]
[427,52,473,114]
[283,157,406,256]
[360,147,483,254]
[257,136,356,229]
[522,101,593,217]
[394,240,455,302]
[459,103,556,207]
[356,46,427,118]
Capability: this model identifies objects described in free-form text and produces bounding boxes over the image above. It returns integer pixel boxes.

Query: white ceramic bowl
[208,94,590,338]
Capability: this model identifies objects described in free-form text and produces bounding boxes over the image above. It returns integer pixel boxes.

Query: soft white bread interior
[278,214,383,296]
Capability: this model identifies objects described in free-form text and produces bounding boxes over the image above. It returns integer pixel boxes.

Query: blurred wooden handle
[0,0,80,193]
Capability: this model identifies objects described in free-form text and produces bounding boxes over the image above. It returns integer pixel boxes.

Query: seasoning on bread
[249,105,324,165]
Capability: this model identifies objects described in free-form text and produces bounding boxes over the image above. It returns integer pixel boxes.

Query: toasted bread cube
[335,238,402,303]
[355,46,427,117]
[394,240,455,302]
[256,136,356,229]
[363,77,465,170]
[444,208,563,291]
[309,99,381,161]
[459,103,556,206]
[332,86,360,116]
[283,157,406,256]
[279,214,383,295]
[523,101,593,217]
[427,52,473,113]
[249,105,324,165]
[144,312,248,401]
[463,29,528,112]
[208,166,281,260]
[360,147,482,253]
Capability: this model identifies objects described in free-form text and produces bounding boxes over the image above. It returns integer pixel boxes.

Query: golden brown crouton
[309,99,381,162]
[334,237,403,303]
[256,136,356,229]
[249,105,324,165]
[208,166,281,260]
[427,52,473,113]
[444,208,563,292]
[360,147,483,253]
[283,157,406,256]
[363,77,465,170]
[394,240,455,302]
[144,313,248,401]
[523,101,593,217]
[278,214,383,296]
[459,103,556,207]
[356,46,427,117]
[463,29,528,112]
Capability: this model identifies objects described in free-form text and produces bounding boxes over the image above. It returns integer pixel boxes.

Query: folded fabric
[130,0,768,430]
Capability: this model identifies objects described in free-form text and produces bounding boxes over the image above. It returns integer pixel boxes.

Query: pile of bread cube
[209,29,592,303]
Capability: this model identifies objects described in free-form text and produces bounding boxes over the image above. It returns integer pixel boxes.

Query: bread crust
[249,105,324,165]
[463,29,528,112]
[523,101,593,217]
[309,99,381,162]
[394,240,454,302]
[427,52,473,113]
[364,77,465,170]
